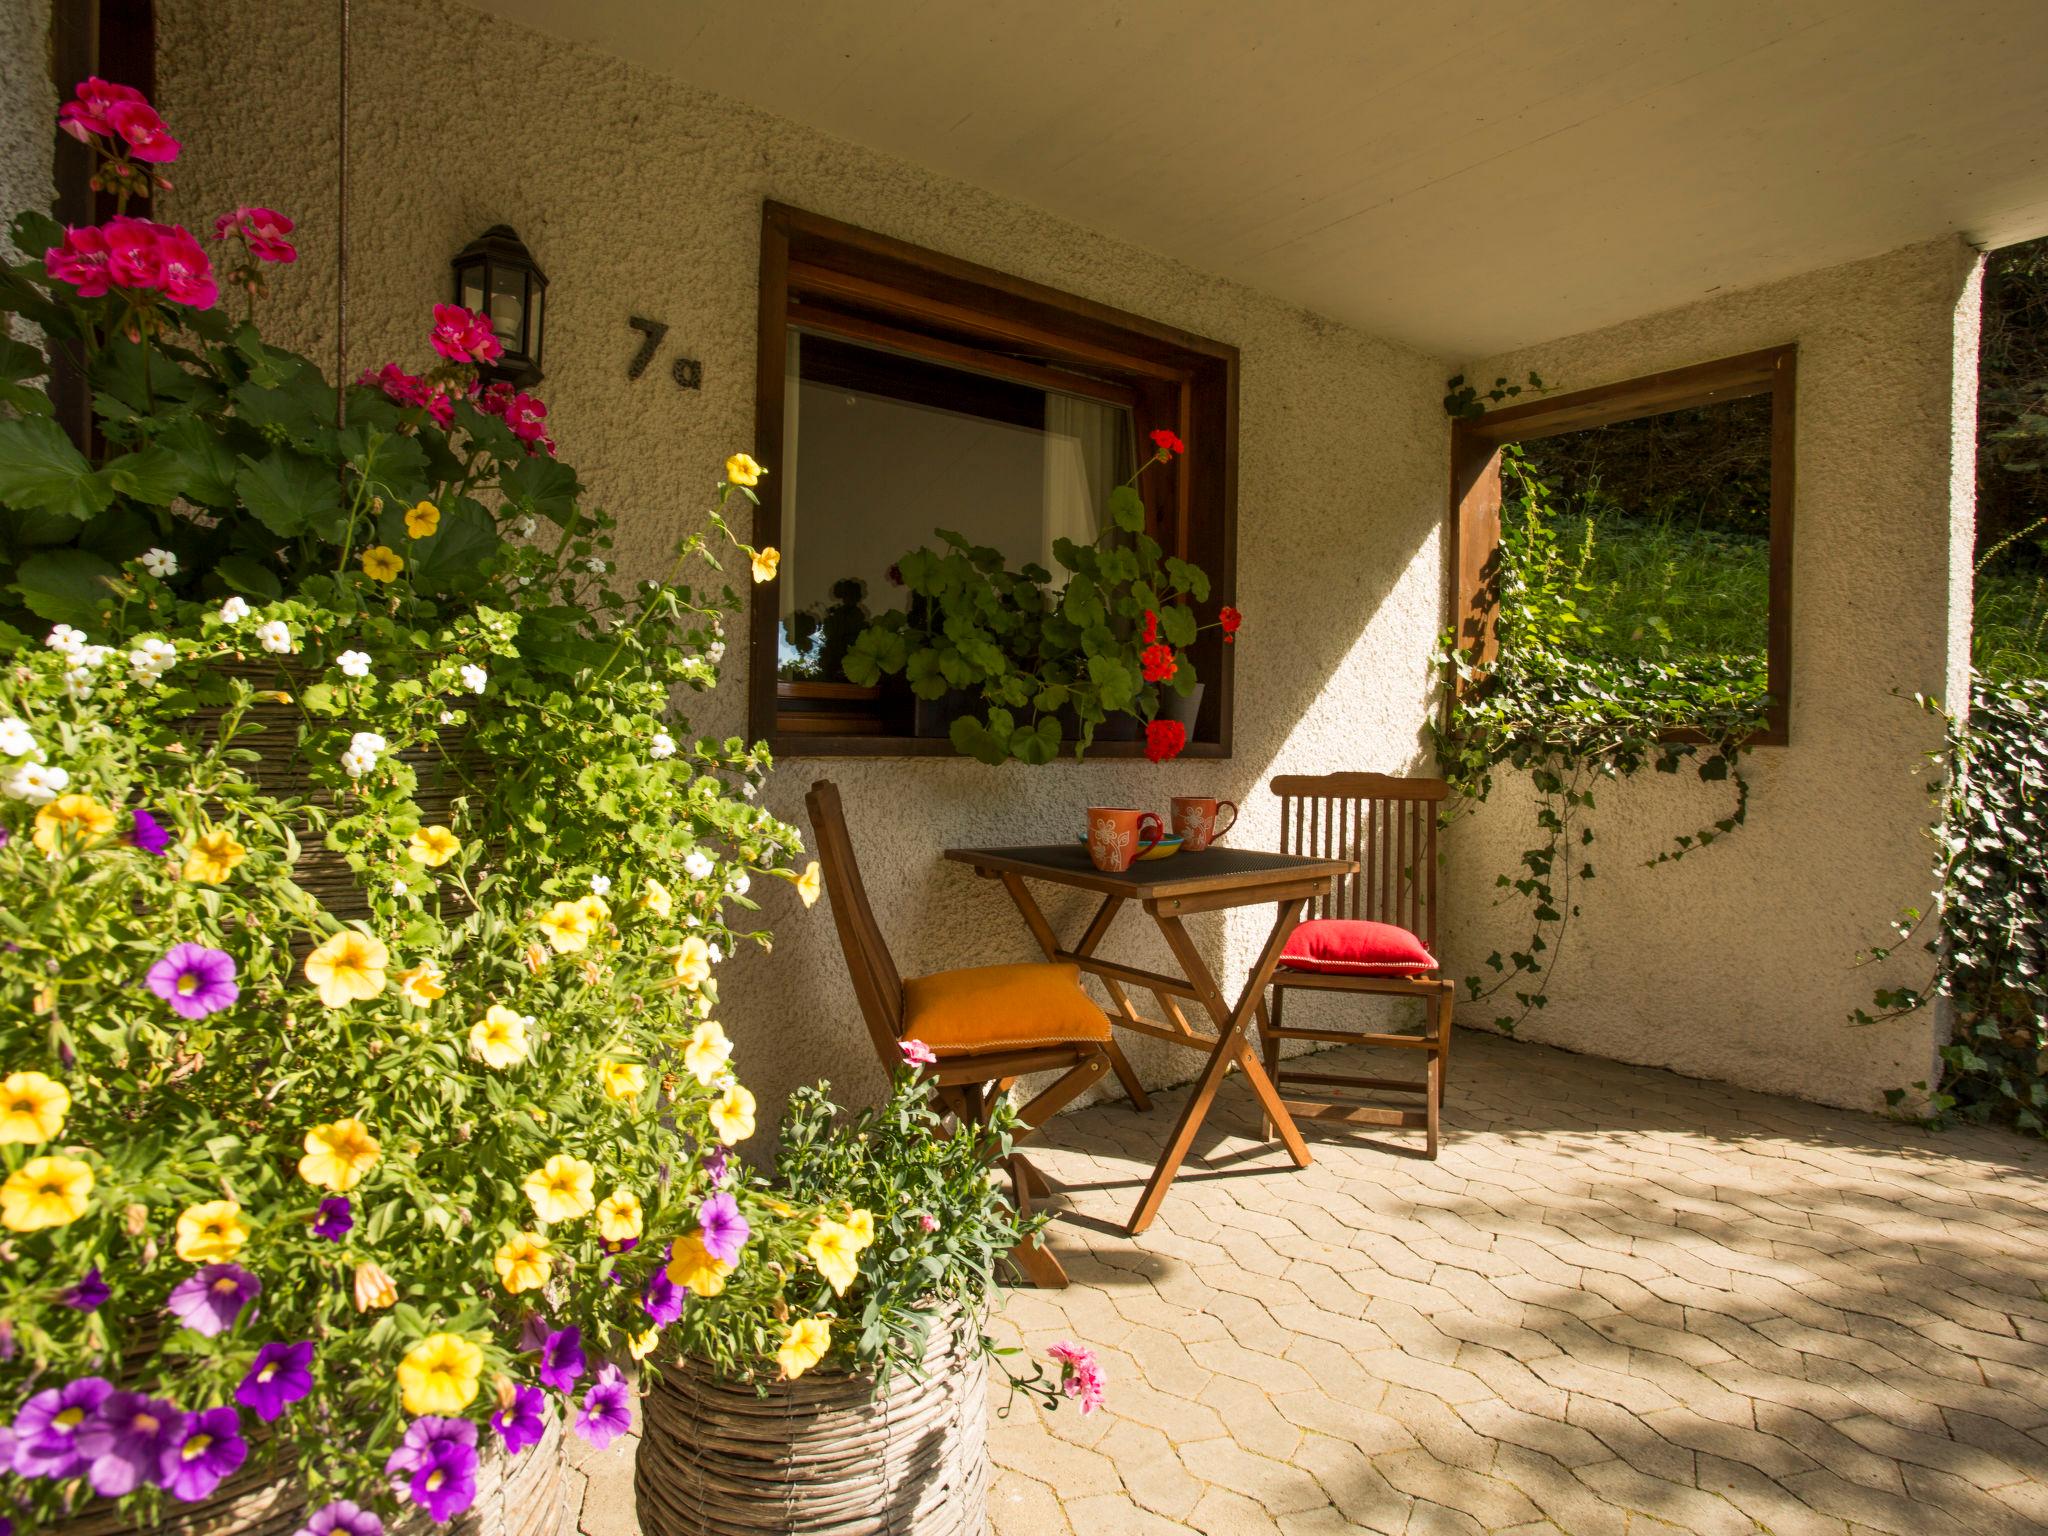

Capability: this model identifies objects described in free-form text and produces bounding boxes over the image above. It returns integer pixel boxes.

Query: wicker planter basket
[635,1309,989,1536]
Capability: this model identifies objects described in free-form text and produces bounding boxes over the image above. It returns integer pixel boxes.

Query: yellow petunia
[843,1208,876,1251]
[32,794,117,857]
[181,826,247,884]
[795,861,822,909]
[298,1118,381,1192]
[750,547,780,584]
[597,1059,647,1103]
[0,1071,71,1144]
[396,961,447,1007]
[304,929,389,1008]
[353,1260,398,1312]
[640,878,672,918]
[576,893,611,928]
[536,900,592,955]
[360,545,403,583]
[1,1155,93,1232]
[523,1155,597,1223]
[409,826,460,867]
[470,1004,532,1069]
[666,1232,733,1297]
[404,500,440,538]
[397,1332,483,1416]
[724,453,765,488]
[683,1021,731,1086]
[710,1083,756,1146]
[596,1188,643,1244]
[628,1328,661,1362]
[673,935,711,988]
[777,1317,832,1380]
[494,1231,553,1295]
[807,1219,864,1296]
[176,1199,248,1262]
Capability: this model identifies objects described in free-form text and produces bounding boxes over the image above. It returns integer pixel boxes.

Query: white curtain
[1042,394,1114,577]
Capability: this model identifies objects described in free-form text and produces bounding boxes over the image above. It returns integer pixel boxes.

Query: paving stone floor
[572,1028,2048,1535]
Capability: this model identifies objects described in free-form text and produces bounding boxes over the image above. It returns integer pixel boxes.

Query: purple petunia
[641,1260,684,1327]
[537,1326,585,1393]
[574,1364,634,1449]
[295,1500,384,1536]
[311,1196,353,1241]
[61,1266,110,1312]
[702,1146,730,1186]
[491,1382,547,1456]
[11,1375,113,1478]
[235,1339,315,1422]
[167,1263,261,1338]
[698,1192,750,1266]
[159,1404,247,1502]
[74,1390,183,1497]
[145,942,239,1021]
[128,808,173,855]
[384,1416,477,1523]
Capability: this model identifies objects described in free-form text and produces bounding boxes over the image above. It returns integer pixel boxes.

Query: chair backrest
[1271,772,1447,951]
[803,779,907,1069]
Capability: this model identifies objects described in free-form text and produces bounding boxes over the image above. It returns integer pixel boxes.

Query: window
[1449,347,1796,743]
[751,203,1239,756]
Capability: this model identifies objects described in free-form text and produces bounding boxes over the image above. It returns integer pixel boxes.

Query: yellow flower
[536,900,593,955]
[597,1059,647,1103]
[640,878,672,918]
[843,1208,875,1251]
[494,1231,553,1294]
[469,1004,532,1069]
[683,1021,731,1086]
[0,1155,93,1232]
[665,1233,733,1297]
[710,1083,756,1146]
[673,935,711,988]
[409,826,460,867]
[795,861,822,909]
[32,794,117,857]
[361,545,403,582]
[628,1328,661,1362]
[181,826,247,884]
[523,1155,596,1223]
[596,1188,644,1243]
[750,546,780,584]
[0,1071,71,1144]
[304,929,389,1008]
[298,1118,381,1192]
[353,1260,398,1312]
[807,1219,864,1296]
[724,452,765,488]
[396,961,447,1007]
[175,1199,248,1262]
[397,1332,484,1415]
[404,500,441,538]
[577,893,611,928]
[777,1317,831,1380]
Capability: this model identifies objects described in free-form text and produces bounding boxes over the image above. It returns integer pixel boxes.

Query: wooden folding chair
[1257,773,1457,1157]
[805,779,1116,1287]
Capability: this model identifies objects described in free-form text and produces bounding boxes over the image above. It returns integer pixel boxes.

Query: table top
[945,843,1354,901]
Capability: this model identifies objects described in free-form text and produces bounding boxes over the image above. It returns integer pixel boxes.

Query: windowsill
[768,733,1230,761]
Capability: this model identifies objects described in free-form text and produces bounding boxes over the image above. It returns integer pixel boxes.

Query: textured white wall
[0,0,52,260]
[1445,237,1982,1113]
[154,0,1452,1125]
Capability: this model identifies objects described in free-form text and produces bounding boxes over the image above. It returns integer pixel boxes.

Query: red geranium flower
[1141,609,1159,644]
[1149,428,1185,458]
[1145,719,1186,764]
[1139,644,1178,684]
[1219,606,1242,644]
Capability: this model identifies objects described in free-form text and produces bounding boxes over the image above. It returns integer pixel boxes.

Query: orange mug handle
[1211,800,1239,841]
[1137,811,1164,857]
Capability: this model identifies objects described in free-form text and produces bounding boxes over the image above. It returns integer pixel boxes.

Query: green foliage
[1442,371,1545,420]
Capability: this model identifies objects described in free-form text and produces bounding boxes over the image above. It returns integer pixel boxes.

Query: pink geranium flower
[57,77,144,142]
[102,215,163,289]
[900,1038,937,1067]
[476,380,516,418]
[105,99,180,163]
[214,206,297,264]
[44,225,113,297]
[153,225,217,308]
[1046,1341,1106,1414]
[429,303,503,365]
[358,362,430,408]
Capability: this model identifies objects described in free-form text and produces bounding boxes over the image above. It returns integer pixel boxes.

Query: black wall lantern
[451,225,547,388]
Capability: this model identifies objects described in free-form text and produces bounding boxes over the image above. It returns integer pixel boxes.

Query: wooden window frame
[1448,345,1797,747]
[751,202,1240,759]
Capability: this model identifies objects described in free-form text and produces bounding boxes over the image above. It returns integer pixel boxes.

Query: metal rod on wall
[335,0,351,431]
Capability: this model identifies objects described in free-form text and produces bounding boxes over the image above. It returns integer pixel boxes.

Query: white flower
[728,872,750,897]
[513,515,538,540]
[62,667,94,701]
[590,874,612,896]
[708,943,723,965]
[128,637,179,678]
[74,645,109,670]
[336,650,372,679]
[0,717,38,759]
[257,620,296,654]
[340,750,375,779]
[742,782,757,800]
[140,547,179,578]
[706,640,726,665]
[3,762,69,804]
[349,731,388,757]
[460,664,488,695]
[585,558,607,574]
[218,595,251,624]
[684,851,714,881]
[650,731,676,760]
[45,624,87,656]
[439,710,456,725]
[392,877,408,895]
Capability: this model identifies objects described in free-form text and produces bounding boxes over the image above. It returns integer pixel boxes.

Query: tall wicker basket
[635,1308,989,1536]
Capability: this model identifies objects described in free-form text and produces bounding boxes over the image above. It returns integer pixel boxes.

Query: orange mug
[1170,795,1238,852]
[1087,806,1163,872]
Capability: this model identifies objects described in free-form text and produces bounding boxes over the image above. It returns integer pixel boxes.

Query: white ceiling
[471,0,2048,359]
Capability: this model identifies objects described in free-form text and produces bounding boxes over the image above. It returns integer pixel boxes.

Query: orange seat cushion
[902,962,1111,1055]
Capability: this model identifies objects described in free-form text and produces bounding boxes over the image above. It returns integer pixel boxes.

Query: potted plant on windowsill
[838,432,1242,764]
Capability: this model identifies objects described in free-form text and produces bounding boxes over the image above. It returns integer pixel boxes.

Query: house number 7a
[626,316,702,390]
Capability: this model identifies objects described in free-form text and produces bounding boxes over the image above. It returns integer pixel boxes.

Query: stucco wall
[1446,237,1982,1112]
[153,0,1451,1127]
[0,0,51,263]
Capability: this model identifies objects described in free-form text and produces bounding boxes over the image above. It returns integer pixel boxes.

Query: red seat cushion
[1279,919,1436,976]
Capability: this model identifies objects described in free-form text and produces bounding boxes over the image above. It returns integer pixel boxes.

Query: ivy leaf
[0,416,111,519]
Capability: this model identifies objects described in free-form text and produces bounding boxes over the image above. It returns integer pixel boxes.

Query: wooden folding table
[943,843,1354,1235]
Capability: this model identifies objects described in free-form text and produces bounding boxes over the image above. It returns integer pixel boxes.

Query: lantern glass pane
[488,265,526,352]
[459,264,486,315]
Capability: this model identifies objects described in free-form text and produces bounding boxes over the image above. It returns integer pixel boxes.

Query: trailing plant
[1431,437,1770,1035]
